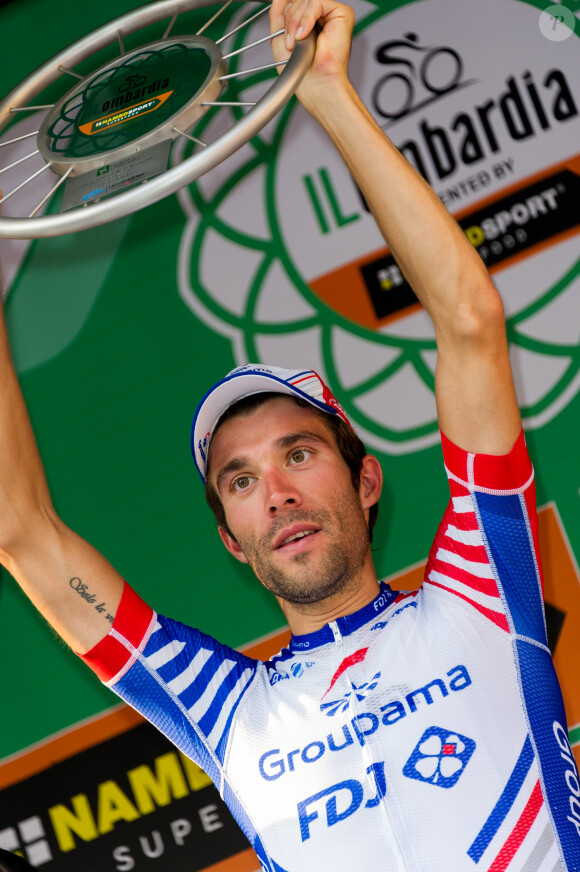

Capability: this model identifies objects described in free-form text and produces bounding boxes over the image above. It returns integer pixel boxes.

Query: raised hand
[270,0,355,113]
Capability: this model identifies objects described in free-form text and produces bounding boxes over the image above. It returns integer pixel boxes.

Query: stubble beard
[238,493,371,605]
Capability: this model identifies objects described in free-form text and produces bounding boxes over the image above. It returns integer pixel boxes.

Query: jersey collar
[289,582,397,652]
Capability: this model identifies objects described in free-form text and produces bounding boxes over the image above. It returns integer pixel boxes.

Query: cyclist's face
[209,396,379,606]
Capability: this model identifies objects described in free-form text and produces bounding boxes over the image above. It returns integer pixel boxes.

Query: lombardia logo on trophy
[176,0,580,455]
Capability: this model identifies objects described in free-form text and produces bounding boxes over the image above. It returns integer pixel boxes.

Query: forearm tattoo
[69,577,115,623]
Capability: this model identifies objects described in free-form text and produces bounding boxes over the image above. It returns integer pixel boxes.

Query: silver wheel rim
[0,0,314,238]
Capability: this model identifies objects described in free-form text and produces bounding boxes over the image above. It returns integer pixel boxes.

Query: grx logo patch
[403,726,476,788]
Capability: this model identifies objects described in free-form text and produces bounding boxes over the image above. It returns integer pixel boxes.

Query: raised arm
[0,262,124,653]
[272,0,521,455]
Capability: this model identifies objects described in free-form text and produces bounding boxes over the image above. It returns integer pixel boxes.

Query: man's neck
[278,562,381,637]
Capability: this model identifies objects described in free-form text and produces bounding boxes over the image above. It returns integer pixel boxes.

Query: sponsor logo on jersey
[553,721,580,838]
[320,674,382,717]
[259,664,472,782]
[373,591,394,612]
[269,661,315,686]
[371,621,387,631]
[320,647,370,703]
[297,761,387,842]
[403,726,476,788]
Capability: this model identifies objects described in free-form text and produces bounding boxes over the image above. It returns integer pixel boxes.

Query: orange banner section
[309,267,421,331]
[202,848,260,872]
[0,704,142,791]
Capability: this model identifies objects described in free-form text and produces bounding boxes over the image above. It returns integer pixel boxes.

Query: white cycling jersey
[81,431,580,871]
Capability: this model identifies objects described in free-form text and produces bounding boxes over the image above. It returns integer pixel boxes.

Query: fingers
[269,0,288,34]
[282,1,355,52]
[284,0,321,51]
[270,0,292,67]
[270,0,355,87]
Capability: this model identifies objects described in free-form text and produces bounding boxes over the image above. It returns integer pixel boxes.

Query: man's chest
[225,603,522,851]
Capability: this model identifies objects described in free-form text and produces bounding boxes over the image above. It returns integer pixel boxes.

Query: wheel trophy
[0,0,314,238]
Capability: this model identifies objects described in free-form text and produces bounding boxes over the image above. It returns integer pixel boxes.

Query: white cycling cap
[191,364,352,482]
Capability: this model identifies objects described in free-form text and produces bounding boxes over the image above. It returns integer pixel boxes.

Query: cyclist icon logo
[403,726,476,788]
[372,32,475,126]
[119,74,148,92]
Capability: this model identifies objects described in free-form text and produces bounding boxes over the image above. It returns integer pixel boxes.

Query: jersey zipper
[329,621,343,645]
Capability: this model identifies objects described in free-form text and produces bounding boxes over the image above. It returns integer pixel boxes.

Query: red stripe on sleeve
[448,512,480,532]
[428,557,500,597]
[426,580,510,632]
[487,780,543,871]
[78,582,154,683]
[441,429,533,492]
[449,479,470,499]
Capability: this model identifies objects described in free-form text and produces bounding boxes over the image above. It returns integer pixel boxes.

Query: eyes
[231,448,312,493]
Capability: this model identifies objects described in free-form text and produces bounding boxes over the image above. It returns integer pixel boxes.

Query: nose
[263,467,302,515]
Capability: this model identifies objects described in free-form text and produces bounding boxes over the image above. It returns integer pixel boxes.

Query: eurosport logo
[403,726,476,788]
[177,0,580,456]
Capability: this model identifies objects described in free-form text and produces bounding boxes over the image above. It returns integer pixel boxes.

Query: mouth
[273,525,321,552]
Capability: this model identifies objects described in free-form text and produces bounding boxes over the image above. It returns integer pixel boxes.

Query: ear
[359,455,383,510]
[218,526,249,564]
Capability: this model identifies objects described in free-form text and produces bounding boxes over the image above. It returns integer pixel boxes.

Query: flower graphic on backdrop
[175,0,580,456]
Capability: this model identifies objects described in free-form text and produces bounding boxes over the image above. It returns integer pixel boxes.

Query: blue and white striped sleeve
[79,582,259,786]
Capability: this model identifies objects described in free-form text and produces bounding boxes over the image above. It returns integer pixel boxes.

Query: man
[0,1,577,870]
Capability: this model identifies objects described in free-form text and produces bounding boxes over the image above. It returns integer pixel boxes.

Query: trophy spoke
[222,27,285,60]
[10,106,54,113]
[0,150,40,177]
[58,66,84,81]
[0,130,39,148]
[173,127,208,148]
[162,4,183,38]
[117,31,125,55]
[216,3,272,45]
[196,0,236,36]
[0,163,53,205]
[219,59,287,81]
[201,100,256,107]
[28,166,73,217]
